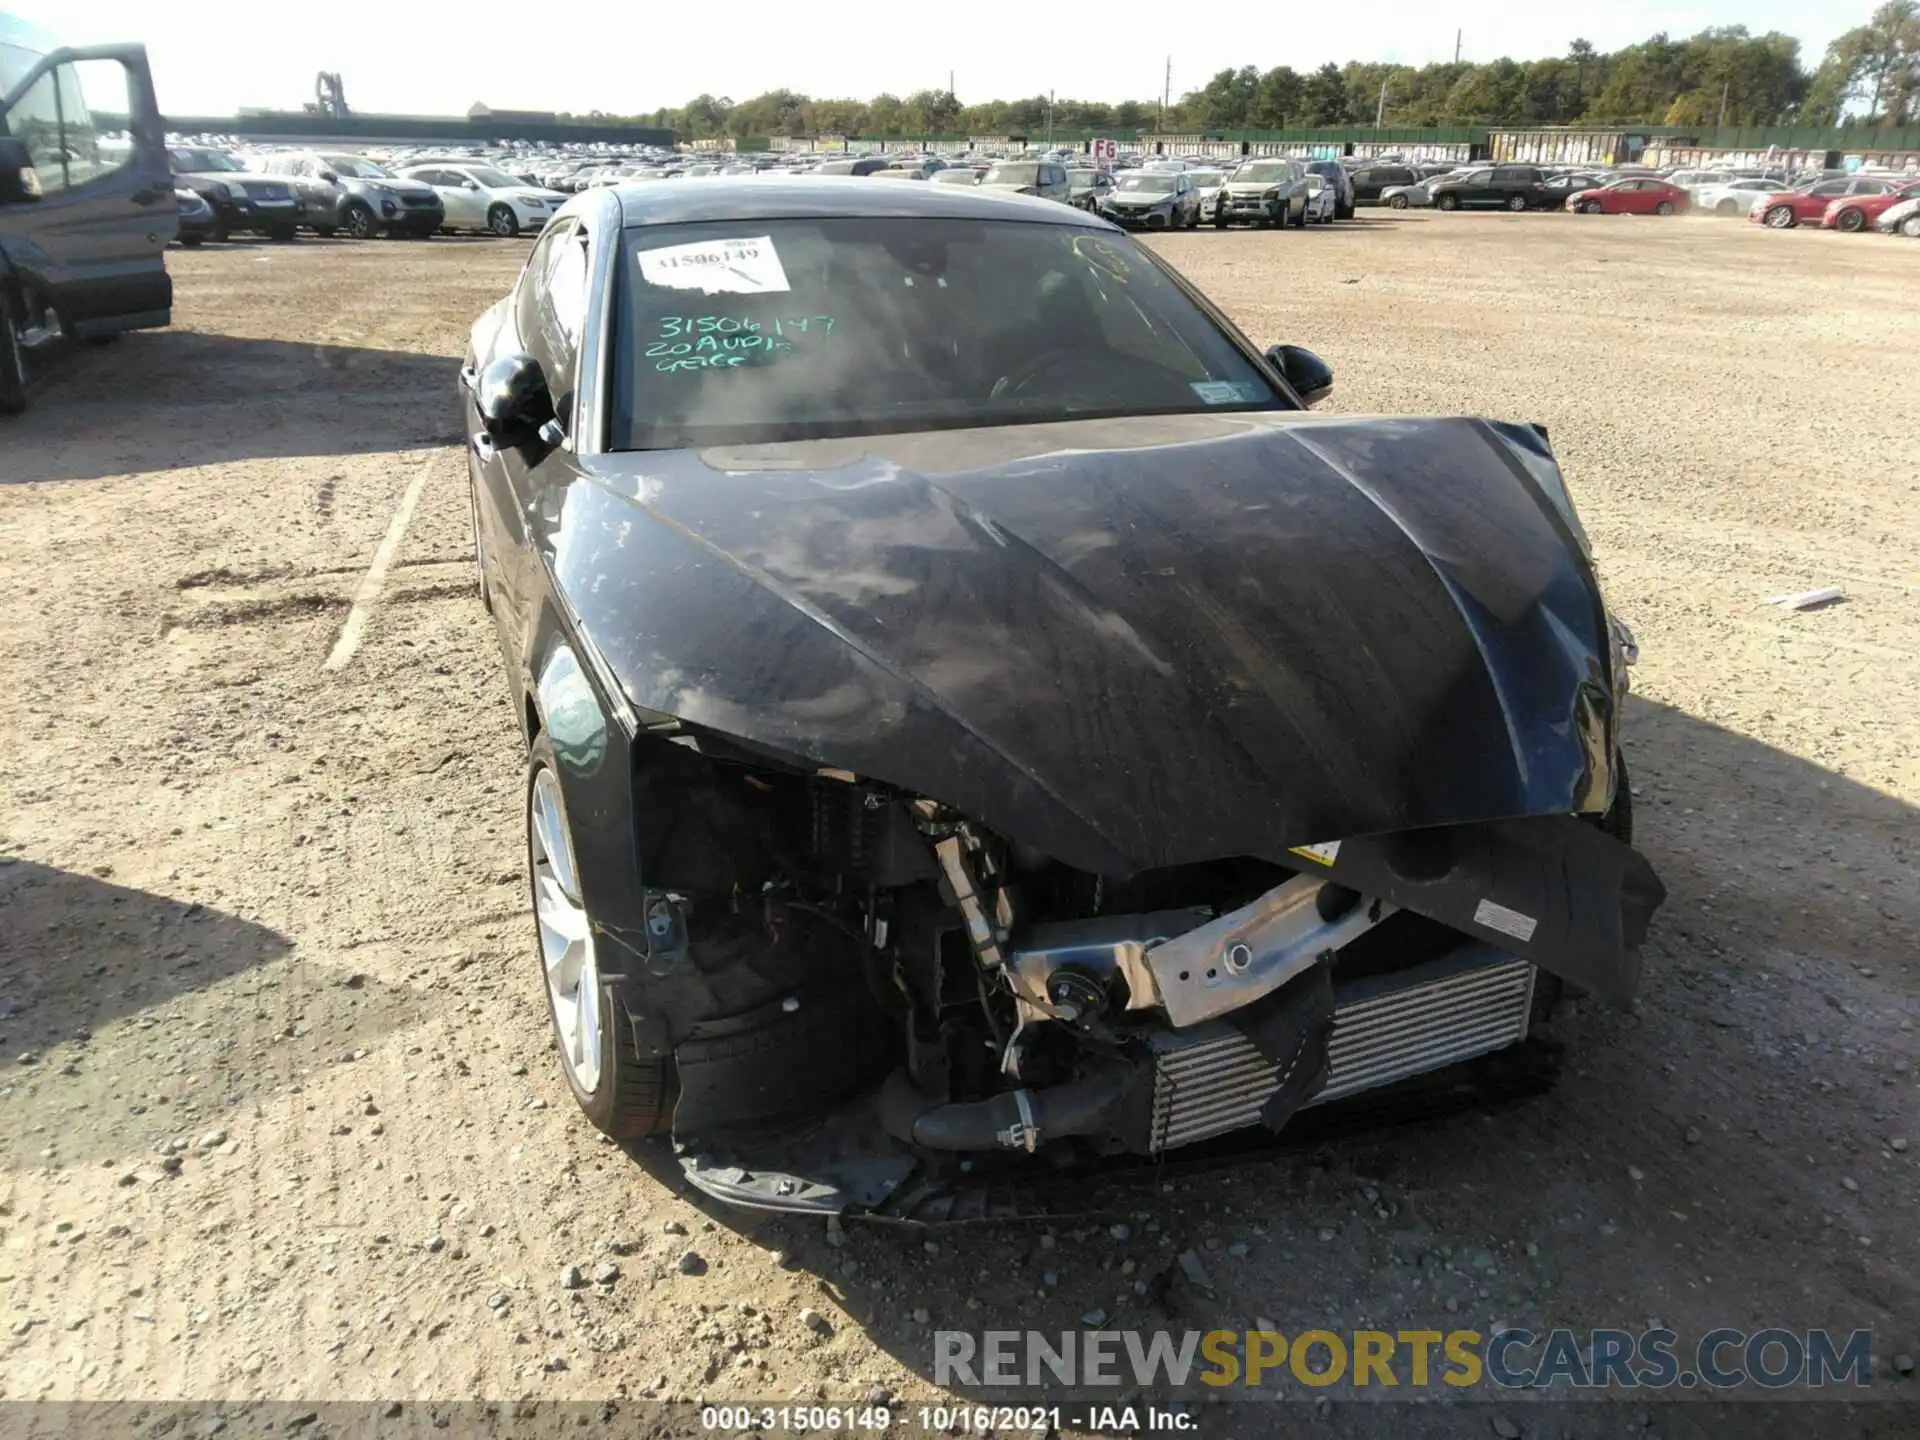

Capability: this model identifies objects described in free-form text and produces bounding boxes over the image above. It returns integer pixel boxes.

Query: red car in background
[1823,180,1920,232]
[1750,175,1905,228]
[1565,178,1690,215]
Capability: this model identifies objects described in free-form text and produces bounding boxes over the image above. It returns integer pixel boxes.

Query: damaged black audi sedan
[462,178,1664,1215]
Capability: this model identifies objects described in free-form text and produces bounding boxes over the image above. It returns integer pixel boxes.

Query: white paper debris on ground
[1763,587,1847,611]
[636,236,790,295]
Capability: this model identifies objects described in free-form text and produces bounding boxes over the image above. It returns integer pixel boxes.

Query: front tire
[527,735,672,1139]
[1903,214,1920,238]
[0,299,27,416]
[1763,204,1795,229]
[343,202,378,240]
[1581,200,1603,214]
[1836,208,1866,233]
[487,203,519,238]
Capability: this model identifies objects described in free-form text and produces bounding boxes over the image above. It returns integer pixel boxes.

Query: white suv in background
[395,162,565,237]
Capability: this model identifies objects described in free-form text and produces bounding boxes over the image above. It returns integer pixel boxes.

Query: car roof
[611,175,1099,228]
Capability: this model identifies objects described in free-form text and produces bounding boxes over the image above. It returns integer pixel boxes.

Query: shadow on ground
[609,695,1917,1431]
[3,331,461,484]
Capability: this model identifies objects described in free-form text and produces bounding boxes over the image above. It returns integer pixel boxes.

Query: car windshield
[322,156,392,179]
[1305,162,1340,179]
[1189,170,1225,187]
[1117,174,1176,193]
[612,217,1284,450]
[1067,169,1097,184]
[983,162,1040,185]
[462,166,519,188]
[171,148,240,172]
[1233,162,1293,183]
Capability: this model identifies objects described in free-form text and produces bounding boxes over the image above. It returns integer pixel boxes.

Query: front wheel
[1763,204,1795,229]
[1436,192,1460,212]
[1836,208,1866,233]
[0,301,27,416]
[487,203,519,238]
[1506,194,1528,212]
[1581,200,1603,214]
[527,735,672,1139]
[1903,213,1920,238]
[343,202,378,240]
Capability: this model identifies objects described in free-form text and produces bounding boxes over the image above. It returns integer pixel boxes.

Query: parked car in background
[1823,180,1920,232]
[1302,174,1336,223]
[1875,194,1920,236]
[1065,166,1113,209]
[169,146,301,240]
[1565,178,1690,215]
[813,156,892,177]
[1216,157,1309,227]
[1186,167,1226,215]
[1750,176,1901,230]
[173,187,214,245]
[931,167,980,188]
[1097,169,1201,229]
[264,151,444,238]
[1349,162,1416,204]
[397,162,564,236]
[1429,164,1548,211]
[1380,177,1440,209]
[1304,160,1356,219]
[0,15,173,413]
[979,160,1071,202]
[1538,171,1606,205]
[1691,176,1789,217]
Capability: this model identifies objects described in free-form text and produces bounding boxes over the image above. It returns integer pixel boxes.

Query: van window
[0,56,136,193]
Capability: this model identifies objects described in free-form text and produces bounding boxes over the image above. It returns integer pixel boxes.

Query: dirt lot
[2,214,1916,1435]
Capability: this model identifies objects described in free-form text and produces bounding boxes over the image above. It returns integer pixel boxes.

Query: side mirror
[0,137,42,204]
[475,352,555,439]
[462,180,480,190]
[1266,344,1333,408]
[318,170,339,183]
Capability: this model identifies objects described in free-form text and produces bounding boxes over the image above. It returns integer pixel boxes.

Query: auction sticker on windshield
[638,236,790,295]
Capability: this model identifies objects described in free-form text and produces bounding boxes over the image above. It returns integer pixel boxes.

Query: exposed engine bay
[619,732,1664,1215]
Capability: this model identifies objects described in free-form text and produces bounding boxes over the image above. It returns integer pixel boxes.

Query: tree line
[576,10,1920,139]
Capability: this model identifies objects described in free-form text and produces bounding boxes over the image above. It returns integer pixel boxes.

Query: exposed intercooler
[1146,948,1535,1152]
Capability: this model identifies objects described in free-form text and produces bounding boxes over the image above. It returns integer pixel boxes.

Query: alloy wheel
[530,767,602,1094]
[1765,206,1794,228]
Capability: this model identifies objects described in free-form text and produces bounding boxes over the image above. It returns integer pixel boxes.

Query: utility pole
[1376,78,1389,128]
[1454,29,1462,64]
[1162,56,1171,133]
[1718,79,1729,128]
[1047,89,1054,148]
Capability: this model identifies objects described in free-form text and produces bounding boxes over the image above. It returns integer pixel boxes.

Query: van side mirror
[0,137,42,204]
[1266,344,1334,408]
[475,352,555,439]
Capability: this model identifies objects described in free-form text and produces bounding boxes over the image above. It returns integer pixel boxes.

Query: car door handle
[469,431,495,462]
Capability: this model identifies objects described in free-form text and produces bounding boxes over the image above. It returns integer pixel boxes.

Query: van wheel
[0,303,27,416]
[487,204,519,237]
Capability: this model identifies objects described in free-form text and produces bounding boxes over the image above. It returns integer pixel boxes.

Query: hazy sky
[23,0,1870,118]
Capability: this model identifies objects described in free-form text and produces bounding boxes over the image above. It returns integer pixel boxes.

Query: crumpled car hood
[549,412,1618,877]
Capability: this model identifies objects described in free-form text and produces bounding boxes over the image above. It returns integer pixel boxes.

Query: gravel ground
[1,215,1916,1436]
